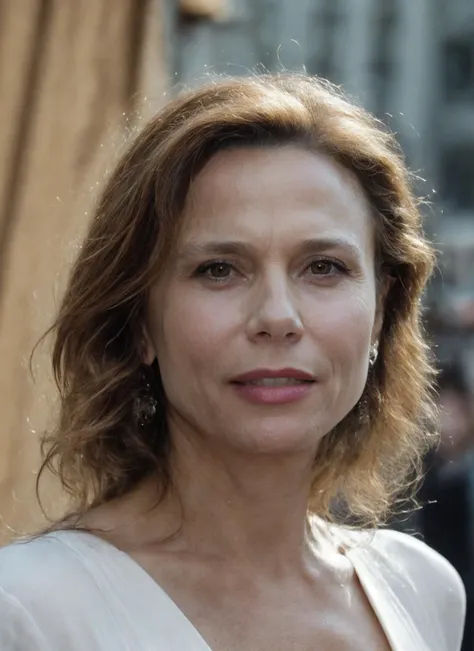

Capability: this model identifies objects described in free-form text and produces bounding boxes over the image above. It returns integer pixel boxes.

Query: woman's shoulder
[330,522,465,598]
[368,527,465,601]
[0,531,120,646]
[348,527,466,650]
[0,532,94,616]
[0,531,90,596]
[0,533,80,647]
[0,530,143,649]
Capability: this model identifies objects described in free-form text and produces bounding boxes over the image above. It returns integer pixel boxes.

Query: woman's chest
[192,612,392,651]
[162,575,393,651]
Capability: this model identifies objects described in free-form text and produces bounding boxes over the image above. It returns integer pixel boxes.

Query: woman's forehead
[186,146,368,211]
[178,146,374,254]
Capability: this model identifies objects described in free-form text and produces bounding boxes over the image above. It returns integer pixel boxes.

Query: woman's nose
[246,281,304,344]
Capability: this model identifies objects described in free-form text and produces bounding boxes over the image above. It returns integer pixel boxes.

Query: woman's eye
[309,260,342,276]
[197,261,234,282]
[310,261,333,275]
[307,258,348,277]
[209,263,232,278]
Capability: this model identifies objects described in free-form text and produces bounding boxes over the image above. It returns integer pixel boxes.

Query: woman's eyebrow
[178,240,255,259]
[297,237,363,260]
[179,237,363,260]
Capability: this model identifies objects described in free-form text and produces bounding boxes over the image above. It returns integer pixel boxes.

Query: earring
[357,343,380,424]
[369,342,379,368]
[133,366,158,428]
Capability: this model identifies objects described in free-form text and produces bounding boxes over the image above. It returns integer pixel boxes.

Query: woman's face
[144,146,381,456]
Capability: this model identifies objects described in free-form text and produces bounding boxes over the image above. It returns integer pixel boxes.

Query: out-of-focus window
[443,34,474,102]
[371,1,397,117]
[440,146,474,211]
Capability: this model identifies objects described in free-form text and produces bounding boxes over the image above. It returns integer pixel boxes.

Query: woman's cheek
[163,290,240,358]
[305,290,376,343]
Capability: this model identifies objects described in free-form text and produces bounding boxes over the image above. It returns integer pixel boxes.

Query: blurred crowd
[418,359,474,650]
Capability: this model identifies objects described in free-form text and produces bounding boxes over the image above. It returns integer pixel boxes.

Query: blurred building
[168,0,474,381]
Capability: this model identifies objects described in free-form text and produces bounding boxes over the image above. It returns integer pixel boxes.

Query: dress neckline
[46,527,411,651]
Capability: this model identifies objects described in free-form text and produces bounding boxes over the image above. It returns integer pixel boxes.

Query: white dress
[0,527,466,651]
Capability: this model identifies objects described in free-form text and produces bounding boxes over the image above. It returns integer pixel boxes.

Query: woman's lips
[232,367,315,383]
[231,378,315,405]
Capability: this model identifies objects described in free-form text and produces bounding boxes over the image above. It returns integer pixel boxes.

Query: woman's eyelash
[195,260,236,282]
[305,257,350,275]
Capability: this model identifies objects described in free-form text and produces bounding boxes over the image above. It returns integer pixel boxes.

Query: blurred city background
[0,0,473,646]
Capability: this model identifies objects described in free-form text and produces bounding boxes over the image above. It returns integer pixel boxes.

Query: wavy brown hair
[37,73,437,528]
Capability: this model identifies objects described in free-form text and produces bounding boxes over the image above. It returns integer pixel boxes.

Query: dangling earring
[369,341,379,368]
[133,365,158,428]
[357,342,379,424]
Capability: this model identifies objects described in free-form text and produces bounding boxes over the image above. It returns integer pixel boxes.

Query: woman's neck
[84,430,328,574]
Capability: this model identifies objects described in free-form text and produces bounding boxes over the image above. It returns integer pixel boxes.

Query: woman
[0,74,465,650]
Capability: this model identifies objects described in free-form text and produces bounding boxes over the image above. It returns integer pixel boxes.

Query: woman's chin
[229,421,324,456]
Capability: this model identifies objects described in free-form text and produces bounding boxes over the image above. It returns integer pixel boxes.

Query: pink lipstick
[231,368,315,405]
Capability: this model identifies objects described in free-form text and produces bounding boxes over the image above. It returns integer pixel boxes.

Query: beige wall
[0,0,166,543]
